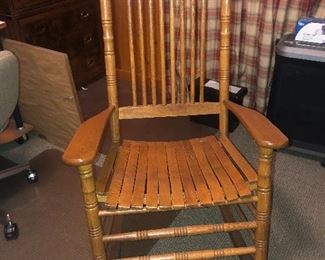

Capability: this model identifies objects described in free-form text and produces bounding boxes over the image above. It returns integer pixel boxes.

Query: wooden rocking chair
[63,0,288,259]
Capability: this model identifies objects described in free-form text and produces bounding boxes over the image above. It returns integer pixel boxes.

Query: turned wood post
[99,0,120,143]
[255,147,273,260]
[219,0,231,137]
[78,164,106,260]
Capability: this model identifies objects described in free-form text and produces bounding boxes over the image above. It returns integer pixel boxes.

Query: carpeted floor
[1,124,325,259]
[1,78,325,259]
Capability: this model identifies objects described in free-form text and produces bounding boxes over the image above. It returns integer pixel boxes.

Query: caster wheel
[25,169,38,183]
[15,134,29,145]
[4,214,19,240]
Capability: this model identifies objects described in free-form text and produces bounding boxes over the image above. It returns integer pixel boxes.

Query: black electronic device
[190,78,248,132]
[267,34,325,159]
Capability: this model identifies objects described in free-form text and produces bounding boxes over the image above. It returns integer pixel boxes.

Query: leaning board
[3,39,83,148]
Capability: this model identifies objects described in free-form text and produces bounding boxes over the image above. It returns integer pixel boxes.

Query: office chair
[0,50,38,240]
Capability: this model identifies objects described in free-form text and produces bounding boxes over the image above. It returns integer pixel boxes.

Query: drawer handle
[87,58,95,68]
[84,34,93,43]
[80,10,90,19]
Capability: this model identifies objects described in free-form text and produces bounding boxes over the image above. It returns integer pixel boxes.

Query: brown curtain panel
[165,0,325,112]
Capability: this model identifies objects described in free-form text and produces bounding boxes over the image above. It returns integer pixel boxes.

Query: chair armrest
[62,106,115,166]
[224,100,288,149]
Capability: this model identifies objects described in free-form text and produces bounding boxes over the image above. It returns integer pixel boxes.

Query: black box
[190,78,248,132]
[267,34,325,154]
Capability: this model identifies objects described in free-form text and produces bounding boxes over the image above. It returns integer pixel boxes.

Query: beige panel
[3,39,83,148]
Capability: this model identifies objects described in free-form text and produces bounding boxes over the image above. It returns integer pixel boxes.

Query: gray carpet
[1,123,325,259]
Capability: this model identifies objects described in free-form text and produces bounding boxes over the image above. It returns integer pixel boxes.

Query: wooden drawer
[70,49,103,87]
[0,0,64,15]
[0,0,104,88]
[63,28,101,58]
[18,1,99,46]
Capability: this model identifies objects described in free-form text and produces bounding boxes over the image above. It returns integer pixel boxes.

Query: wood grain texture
[190,138,225,203]
[137,0,147,105]
[183,141,213,205]
[206,136,251,197]
[103,136,256,212]
[70,1,281,259]
[169,0,176,104]
[202,139,238,201]
[179,0,186,104]
[99,197,258,216]
[190,0,196,104]
[106,141,131,208]
[3,39,83,148]
[219,0,231,136]
[255,147,273,259]
[224,100,289,149]
[119,102,220,119]
[175,141,198,206]
[119,247,256,260]
[219,136,257,184]
[112,0,162,84]
[127,0,137,106]
[99,0,120,143]
[199,0,207,103]
[118,142,140,208]
[156,142,172,208]
[146,142,159,208]
[166,142,185,208]
[62,106,115,166]
[96,143,119,201]
[148,0,157,105]
[78,164,106,260]
[159,0,167,105]
[103,221,256,242]
[131,143,148,208]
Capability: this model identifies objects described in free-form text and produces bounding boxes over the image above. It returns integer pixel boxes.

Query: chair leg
[255,148,273,260]
[78,164,106,260]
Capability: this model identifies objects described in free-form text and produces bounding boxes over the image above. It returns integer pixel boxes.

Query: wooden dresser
[0,0,104,88]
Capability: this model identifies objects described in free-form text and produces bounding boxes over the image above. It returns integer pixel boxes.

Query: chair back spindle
[190,0,196,104]
[219,0,231,136]
[159,0,167,105]
[179,0,186,104]
[148,0,157,106]
[199,0,207,103]
[169,0,177,104]
[99,0,120,143]
[100,0,231,136]
[137,0,147,106]
[127,0,137,106]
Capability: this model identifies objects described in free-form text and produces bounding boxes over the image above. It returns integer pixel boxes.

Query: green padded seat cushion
[0,50,19,132]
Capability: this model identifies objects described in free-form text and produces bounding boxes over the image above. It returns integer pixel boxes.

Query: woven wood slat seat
[105,136,256,211]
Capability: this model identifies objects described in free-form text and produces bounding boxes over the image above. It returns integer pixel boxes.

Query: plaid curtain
[165,0,324,112]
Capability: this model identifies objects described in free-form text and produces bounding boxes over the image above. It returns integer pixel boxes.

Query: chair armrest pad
[62,106,115,166]
[224,100,288,149]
